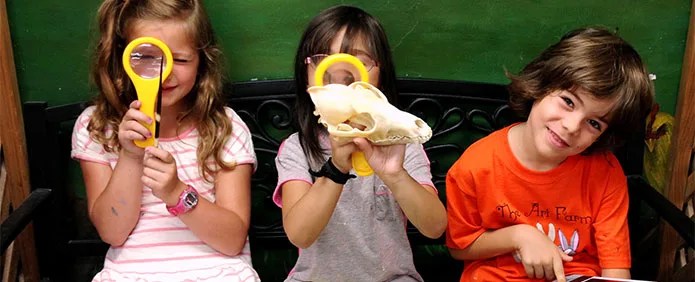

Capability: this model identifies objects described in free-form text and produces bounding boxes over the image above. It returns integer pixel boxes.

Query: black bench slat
[17,78,691,281]
[1,188,52,253]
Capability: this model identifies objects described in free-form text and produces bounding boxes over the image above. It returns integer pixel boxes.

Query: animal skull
[307,81,432,145]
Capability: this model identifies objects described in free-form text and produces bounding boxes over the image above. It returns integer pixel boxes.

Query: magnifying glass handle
[122,36,173,148]
[351,152,372,177]
[313,53,374,176]
[134,93,158,148]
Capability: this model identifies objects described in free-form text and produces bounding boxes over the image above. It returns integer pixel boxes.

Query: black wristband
[309,157,356,185]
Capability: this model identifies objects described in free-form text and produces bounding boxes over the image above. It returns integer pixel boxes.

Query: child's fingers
[329,137,357,155]
[330,136,353,147]
[522,263,535,280]
[121,129,148,142]
[124,108,153,125]
[122,120,151,139]
[143,159,170,176]
[142,166,167,181]
[352,137,372,154]
[553,256,567,282]
[533,265,545,279]
[145,147,175,163]
[141,174,159,189]
[129,100,141,109]
[560,251,573,262]
[543,262,556,281]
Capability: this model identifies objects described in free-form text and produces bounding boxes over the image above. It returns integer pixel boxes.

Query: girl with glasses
[272,5,447,281]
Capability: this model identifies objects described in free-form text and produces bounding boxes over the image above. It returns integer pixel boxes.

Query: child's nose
[562,113,583,134]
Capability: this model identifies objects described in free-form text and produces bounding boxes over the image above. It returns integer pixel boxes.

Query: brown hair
[89,0,232,181]
[507,27,654,153]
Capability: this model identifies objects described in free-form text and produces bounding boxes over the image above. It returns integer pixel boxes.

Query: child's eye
[561,96,574,107]
[588,119,602,131]
[174,58,190,63]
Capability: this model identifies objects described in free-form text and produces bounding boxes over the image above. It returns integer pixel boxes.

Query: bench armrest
[627,175,694,248]
[1,188,52,253]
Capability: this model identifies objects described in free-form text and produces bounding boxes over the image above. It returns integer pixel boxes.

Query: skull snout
[414,119,431,136]
[378,117,432,144]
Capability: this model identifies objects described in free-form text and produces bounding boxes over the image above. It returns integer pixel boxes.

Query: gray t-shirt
[273,133,435,282]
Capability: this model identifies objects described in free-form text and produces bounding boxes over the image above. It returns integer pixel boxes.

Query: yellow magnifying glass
[314,53,373,176]
[122,37,173,148]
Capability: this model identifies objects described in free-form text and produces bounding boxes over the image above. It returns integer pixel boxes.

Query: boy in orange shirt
[445,27,654,282]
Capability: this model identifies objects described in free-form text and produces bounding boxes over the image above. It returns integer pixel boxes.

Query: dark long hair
[507,27,654,153]
[293,5,398,166]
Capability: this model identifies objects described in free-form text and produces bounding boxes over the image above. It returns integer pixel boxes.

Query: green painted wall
[7,0,691,115]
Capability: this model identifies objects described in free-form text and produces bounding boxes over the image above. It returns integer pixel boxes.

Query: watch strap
[166,185,198,216]
[309,157,356,185]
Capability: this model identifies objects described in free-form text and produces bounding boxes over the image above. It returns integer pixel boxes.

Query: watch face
[183,191,198,208]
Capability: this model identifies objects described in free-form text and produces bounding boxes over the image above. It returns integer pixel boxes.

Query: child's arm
[82,101,151,246]
[601,269,630,278]
[445,153,569,281]
[451,224,572,281]
[143,147,253,256]
[281,176,347,248]
[380,171,447,238]
[280,137,355,249]
[593,161,632,275]
[448,224,523,260]
[177,164,253,256]
[353,138,447,238]
[81,152,144,246]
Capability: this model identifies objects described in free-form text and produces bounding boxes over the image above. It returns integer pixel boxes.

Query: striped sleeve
[71,106,110,165]
[222,107,257,170]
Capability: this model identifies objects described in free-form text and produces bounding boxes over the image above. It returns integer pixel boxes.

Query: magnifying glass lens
[324,63,361,85]
[129,43,166,79]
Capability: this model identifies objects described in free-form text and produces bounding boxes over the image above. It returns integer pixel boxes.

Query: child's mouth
[547,128,569,148]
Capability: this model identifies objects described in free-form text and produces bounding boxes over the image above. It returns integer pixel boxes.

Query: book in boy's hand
[555,274,655,282]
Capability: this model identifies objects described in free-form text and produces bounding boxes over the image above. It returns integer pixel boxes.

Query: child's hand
[328,136,358,173]
[118,100,151,159]
[353,138,405,179]
[513,224,573,281]
[142,146,184,205]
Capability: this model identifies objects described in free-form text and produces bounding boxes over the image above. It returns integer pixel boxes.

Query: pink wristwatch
[166,185,199,216]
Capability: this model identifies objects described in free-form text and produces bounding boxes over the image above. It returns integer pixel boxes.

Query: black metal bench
[15,78,693,281]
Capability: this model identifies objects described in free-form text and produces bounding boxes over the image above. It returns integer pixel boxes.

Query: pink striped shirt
[71,106,259,282]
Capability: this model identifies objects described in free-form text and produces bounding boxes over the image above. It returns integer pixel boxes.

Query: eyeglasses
[305,53,378,72]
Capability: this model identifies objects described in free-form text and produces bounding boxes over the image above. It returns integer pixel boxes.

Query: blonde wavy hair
[89,0,234,181]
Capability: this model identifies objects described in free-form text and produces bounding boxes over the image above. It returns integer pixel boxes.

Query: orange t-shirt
[445,125,631,282]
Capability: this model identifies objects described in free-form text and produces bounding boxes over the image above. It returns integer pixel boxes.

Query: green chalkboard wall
[7,0,691,115]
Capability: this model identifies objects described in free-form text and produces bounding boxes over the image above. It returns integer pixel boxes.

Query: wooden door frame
[0,0,40,281]
[658,2,695,281]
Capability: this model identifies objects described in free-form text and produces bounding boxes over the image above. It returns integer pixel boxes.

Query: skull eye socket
[348,113,375,131]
